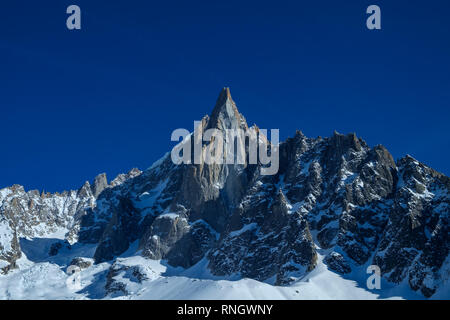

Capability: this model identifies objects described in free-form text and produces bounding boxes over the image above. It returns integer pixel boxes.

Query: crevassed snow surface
[0,237,428,300]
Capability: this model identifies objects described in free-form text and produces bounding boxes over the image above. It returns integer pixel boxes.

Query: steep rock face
[77,168,144,249]
[92,173,108,198]
[140,212,217,268]
[91,156,184,263]
[176,87,251,228]
[141,213,191,261]
[373,156,449,297]
[275,130,397,268]
[208,188,317,284]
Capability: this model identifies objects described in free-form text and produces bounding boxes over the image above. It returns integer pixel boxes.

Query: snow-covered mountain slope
[0,240,428,300]
[0,88,448,299]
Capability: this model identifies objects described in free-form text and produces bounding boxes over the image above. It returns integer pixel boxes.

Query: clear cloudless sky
[0,0,449,192]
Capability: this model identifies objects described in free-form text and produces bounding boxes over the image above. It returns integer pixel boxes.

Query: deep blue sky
[0,0,449,192]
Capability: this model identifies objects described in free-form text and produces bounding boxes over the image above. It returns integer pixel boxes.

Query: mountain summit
[206,87,249,132]
[0,89,448,299]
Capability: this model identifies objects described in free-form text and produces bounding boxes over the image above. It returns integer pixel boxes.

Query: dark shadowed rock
[324,252,351,274]
[70,257,93,269]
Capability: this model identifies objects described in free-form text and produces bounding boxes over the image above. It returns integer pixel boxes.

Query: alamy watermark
[170,121,280,175]
[65,4,381,31]
[366,265,381,289]
[66,5,81,30]
[366,5,381,30]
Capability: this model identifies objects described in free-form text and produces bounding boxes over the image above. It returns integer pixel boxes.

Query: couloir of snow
[0,238,431,300]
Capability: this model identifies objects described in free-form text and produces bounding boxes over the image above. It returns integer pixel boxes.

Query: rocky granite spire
[207,87,248,131]
[92,173,108,198]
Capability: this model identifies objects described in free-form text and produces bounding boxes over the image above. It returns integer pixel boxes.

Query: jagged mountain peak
[92,173,108,198]
[215,87,233,107]
[208,87,248,131]
[78,180,92,197]
[110,168,142,187]
[328,130,368,154]
[397,154,450,186]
